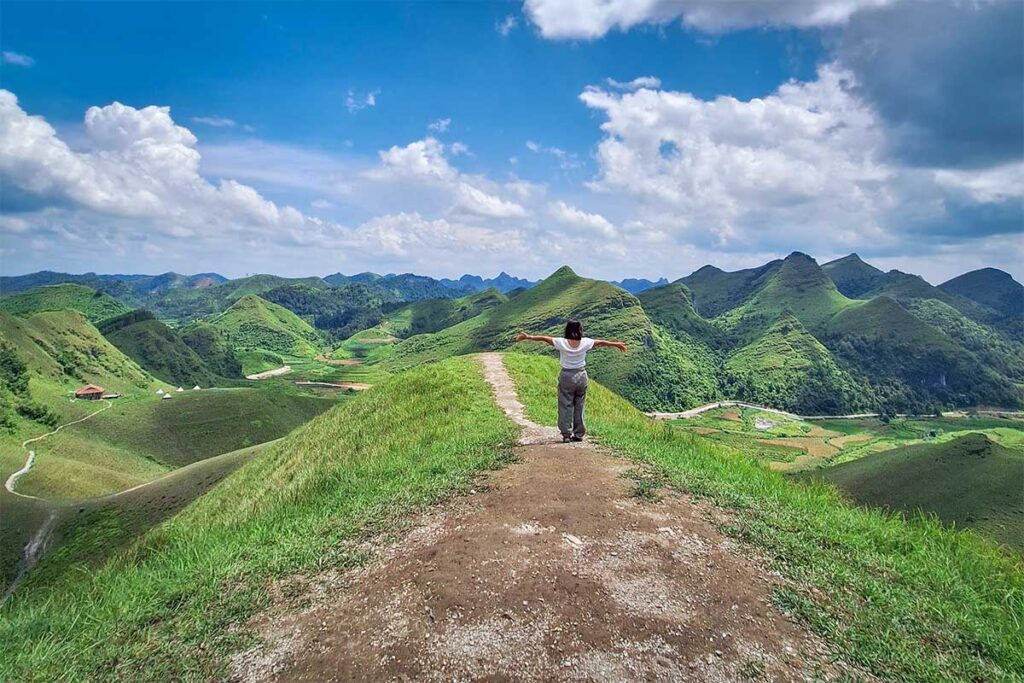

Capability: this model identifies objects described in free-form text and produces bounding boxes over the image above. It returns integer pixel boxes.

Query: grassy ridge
[386,266,719,410]
[503,353,1024,681]
[0,284,130,323]
[0,356,516,682]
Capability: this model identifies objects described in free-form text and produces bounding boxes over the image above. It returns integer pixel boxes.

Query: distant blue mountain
[439,272,538,294]
[611,277,669,294]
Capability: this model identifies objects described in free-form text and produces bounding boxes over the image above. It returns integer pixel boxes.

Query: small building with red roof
[75,384,105,400]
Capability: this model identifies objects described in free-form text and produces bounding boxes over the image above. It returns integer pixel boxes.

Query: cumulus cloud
[578,64,1022,255]
[454,182,528,219]
[523,0,896,39]
[192,115,237,127]
[346,88,379,114]
[549,200,616,237]
[606,76,661,91]
[368,136,456,182]
[2,51,34,67]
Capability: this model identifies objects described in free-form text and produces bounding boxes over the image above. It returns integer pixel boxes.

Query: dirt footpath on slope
[233,354,864,682]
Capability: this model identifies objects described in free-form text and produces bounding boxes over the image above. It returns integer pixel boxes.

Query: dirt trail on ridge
[234,353,860,682]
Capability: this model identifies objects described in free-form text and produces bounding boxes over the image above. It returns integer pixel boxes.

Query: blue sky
[1,1,1021,282]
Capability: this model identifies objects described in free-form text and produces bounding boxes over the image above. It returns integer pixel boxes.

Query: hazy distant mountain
[0,271,226,298]
[611,278,669,294]
[439,272,538,294]
[325,272,468,300]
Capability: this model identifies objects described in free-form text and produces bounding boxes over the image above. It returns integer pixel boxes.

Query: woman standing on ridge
[515,321,628,443]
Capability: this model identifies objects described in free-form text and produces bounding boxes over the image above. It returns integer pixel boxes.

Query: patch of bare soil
[233,354,864,682]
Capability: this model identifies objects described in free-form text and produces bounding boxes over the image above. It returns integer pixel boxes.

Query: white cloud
[933,163,1024,204]
[523,0,898,38]
[192,115,237,127]
[453,182,528,218]
[549,200,616,237]
[497,14,519,36]
[310,199,334,210]
[368,136,456,181]
[449,141,470,156]
[428,117,451,133]
[2,51,34,67]
[606,76,661,91]
[346,88,379,114]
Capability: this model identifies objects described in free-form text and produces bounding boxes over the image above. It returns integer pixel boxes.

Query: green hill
[821,253,885,298]
[178,322,243,379]
[98,311,222,387]
[0,284,130,323]
[800,433,1024,551]
[677,259,782,319]
[387,266,719,409]
[940,268,1024,321]
[387,288,509,338]
[723,314,865,414]
[147,274,329,322]
[716,252,855,340]
[637,282,724,347]
[207,294,323,373]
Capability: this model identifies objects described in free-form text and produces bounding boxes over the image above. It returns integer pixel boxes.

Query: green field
[0,357,515,681]
[503,353,1024,682]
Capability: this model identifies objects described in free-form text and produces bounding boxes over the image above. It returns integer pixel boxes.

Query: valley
[0,255,1022,681]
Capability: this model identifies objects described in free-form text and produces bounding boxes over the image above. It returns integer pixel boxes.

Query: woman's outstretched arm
[593,339,628,352]
[515,332,555,346]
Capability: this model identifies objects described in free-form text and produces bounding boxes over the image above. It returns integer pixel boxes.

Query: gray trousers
[557,368,589,438]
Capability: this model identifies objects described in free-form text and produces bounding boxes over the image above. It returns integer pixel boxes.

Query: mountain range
[1,254,1020,414]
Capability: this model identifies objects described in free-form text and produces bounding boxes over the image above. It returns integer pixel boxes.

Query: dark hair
[564,320,583,340]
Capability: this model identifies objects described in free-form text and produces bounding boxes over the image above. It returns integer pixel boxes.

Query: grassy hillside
[0,284,130,323]
[98,310,222,387]
[208,294,323,373]
[178,322,243,379]
[387,288,508,338]
[824,297,1022,410]
[723,314,866,414]
[800,433,1024,551]
[504,353,1024,682]
[146,274,328,321]
[716,252,854,340]
[0,357,516,681]
[677,259,782,319]
[387,266,719,409]
[16,387,340,499]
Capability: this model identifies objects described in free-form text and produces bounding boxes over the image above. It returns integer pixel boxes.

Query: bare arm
[515,332,555,347]
[593,339,628,352]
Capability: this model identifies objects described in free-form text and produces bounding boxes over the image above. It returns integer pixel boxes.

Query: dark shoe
[562,436,572,443]
[570,436,584,442]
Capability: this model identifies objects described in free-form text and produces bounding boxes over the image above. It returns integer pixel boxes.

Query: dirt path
[235,354,858,682]
[5,399,113,499]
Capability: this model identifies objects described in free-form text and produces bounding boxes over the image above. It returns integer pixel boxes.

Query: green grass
[0,356,517,681]
[17,387,340,498]
[504,353,1024,682]
[207,294,323,362]
[800,434,1024,552]
[0,284,130,324]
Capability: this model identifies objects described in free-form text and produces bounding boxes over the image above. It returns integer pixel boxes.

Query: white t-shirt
[553,337,594,369]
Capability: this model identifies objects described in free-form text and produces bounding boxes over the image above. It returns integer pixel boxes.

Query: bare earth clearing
[233,354,866,682]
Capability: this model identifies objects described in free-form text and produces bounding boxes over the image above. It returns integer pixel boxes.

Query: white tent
[156,389,165,395]
[161,394,172,400]
[192,385,201,390]
[176,387,184,392]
